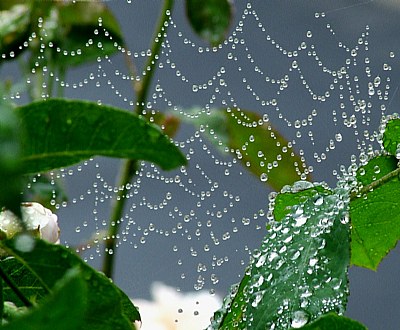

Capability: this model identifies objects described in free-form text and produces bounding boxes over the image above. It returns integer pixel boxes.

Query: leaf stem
[349,165,400,201]
[0,264,33,307]
[102,0,175,279]
[135,0,174,114]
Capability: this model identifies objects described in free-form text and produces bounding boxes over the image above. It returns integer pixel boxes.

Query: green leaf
[0,3,31,62]
[0,271,3,320]
[178,108,306,191]
[3,237,140,329]
[16,99,186,174]
[49,1,124,67]
[0,1,123,67]
[272,182,330,222]
[118,288,141,326]
[1,258,47,307]
[350,155,400,270]
[382,118,400,157]
[211,188,350,329]
[210,272,250,329]
[299,313,367,330]
[1,268,87,330]
[186,0,232,46]
[0,99,23,214]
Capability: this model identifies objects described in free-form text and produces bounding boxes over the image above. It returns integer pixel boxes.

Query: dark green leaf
[211,189,350,329]
[1,268,86,330]
[50,1,124,67]
[0,271,3,320]
[118,288,141,325]
[186,0,232,46]
[350,155,400,270]
[0,99,23,215]
[178,108,306,191]
[382,118,400,157]
[299,313,367,330]
[1,258,47,307]
[17,99,186,174]
[0,1,123,66]
[3,237,140,329]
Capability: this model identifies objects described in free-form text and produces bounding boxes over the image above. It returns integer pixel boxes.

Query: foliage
[0,1,399,330]
[186,0,233,46]
[178,107,308,191]
[16,99,186,174]
[0,100,22,215]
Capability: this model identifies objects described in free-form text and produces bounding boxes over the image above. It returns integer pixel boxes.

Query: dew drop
[260,173,268,182]
[14,234,35,253]
[291,310,309,328]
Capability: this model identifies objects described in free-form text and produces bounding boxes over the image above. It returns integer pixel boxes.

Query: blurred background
[2,1,400,329]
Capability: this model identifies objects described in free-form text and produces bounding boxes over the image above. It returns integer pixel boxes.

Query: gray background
[2,1,400,329]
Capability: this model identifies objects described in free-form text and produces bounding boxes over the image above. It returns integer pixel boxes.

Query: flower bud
[0,202,60,244]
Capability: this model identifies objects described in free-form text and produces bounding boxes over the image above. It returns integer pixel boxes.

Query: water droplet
[291,310,309,328]
[14,234,35,253]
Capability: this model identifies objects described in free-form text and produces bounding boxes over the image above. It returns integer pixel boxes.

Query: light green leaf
[16,99,186,174]
[0,99,23,214]
[299,313,367,330]
[382,118,400,157]
[178,107,306,191]
[350,155,400,270]
[3,237,140,329]
[1,268,86,330]
[211,188,350,329]
[0,3,30,62]
[272,182,330,222]
[186,0,232,46]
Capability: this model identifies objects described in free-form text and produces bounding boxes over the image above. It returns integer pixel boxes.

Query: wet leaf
[16,99,186,174]
[382,118,400,157]
[186,0,233,46]
[210,271,250,329]
[350,155,400,270]
[272,182,330,222]
[300,313,367,330]
[178,108,306,191]
[3,237,140,329]
[0,99,23,215]
[211,188,350,329]
[1,268,86,330]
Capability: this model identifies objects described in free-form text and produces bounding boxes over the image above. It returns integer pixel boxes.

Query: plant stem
[102,0,175,279]
[0,264,33,307]
[349,165,400,201]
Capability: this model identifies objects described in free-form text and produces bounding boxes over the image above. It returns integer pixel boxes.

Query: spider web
[2,1,400,328]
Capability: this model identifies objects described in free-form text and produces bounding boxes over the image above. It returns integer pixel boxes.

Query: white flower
[0,202,60,243]
[133,282,221,330]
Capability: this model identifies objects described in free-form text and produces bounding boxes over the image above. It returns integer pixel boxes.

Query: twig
[102,0,175,279]
[349,166,400,201]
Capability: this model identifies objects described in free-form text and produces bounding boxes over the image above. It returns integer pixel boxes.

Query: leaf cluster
[210,116,400,329]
